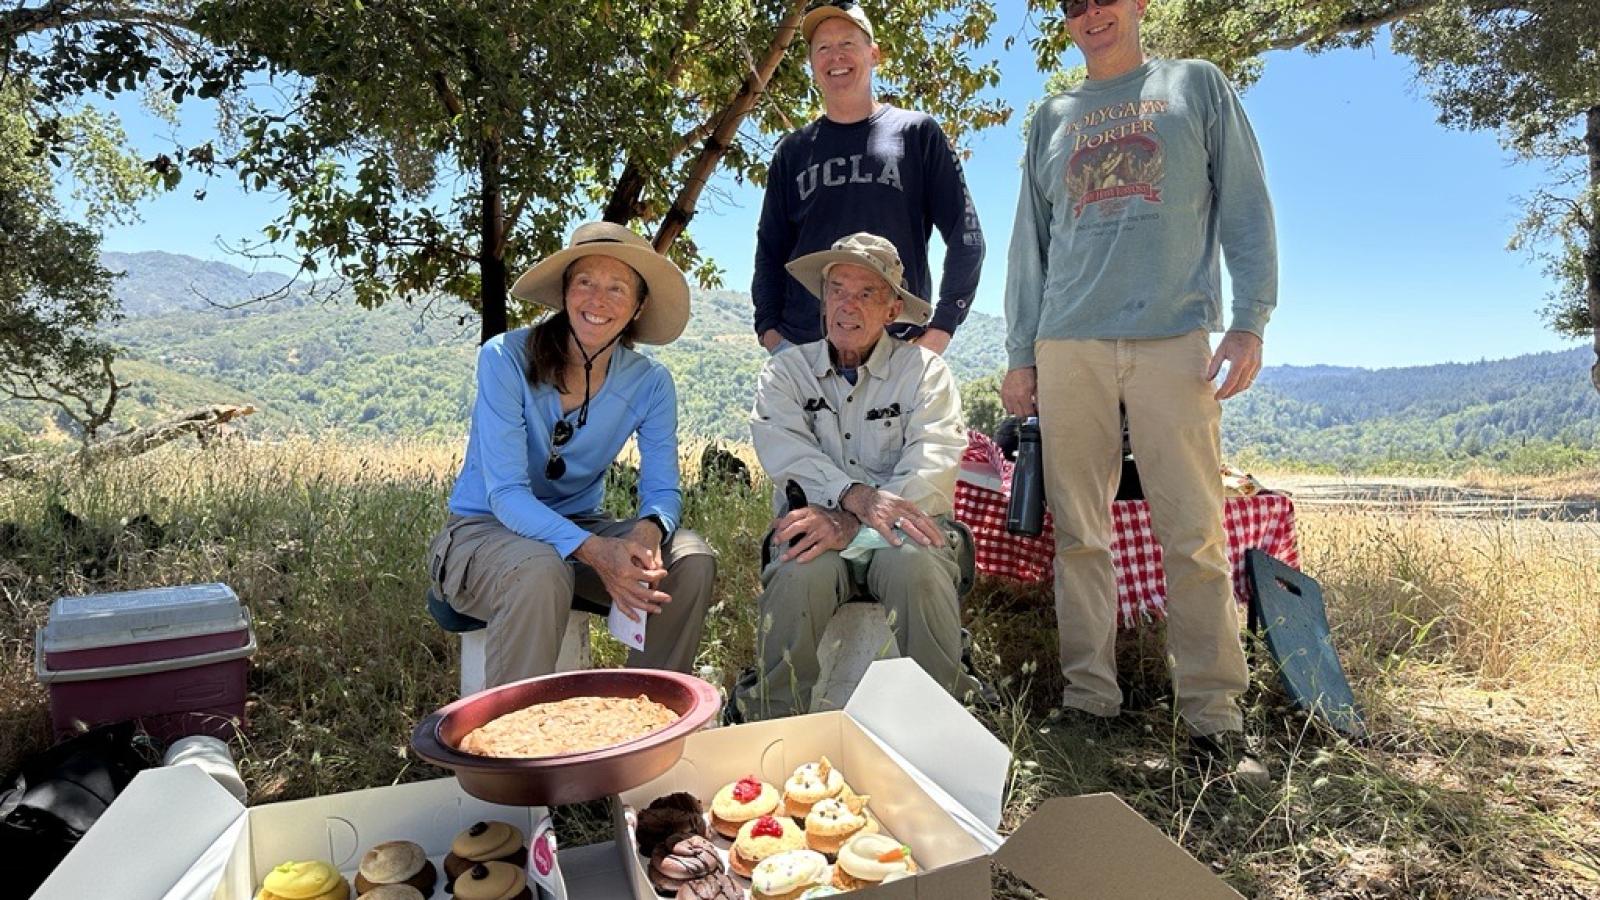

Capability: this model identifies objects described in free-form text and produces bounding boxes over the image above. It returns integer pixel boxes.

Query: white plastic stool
[458,613,592,697]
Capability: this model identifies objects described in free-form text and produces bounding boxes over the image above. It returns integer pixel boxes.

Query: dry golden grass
[2,437,1598,897]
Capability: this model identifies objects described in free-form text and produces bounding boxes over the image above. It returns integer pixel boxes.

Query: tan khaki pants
[734,523,978,720]
[1035,332,1246,736]
[427,514,716,687]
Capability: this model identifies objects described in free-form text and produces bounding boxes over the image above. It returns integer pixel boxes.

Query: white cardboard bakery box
[38,659,1243,900]
[614,658,1245,899]
[32,766,633,899]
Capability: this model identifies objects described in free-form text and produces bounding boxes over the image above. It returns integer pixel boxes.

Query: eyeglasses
[1064,0,1119,18]
[804,0,858,12]
[544,419,574,481]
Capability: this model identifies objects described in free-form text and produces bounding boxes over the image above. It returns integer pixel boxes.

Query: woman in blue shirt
[427,222,716,687]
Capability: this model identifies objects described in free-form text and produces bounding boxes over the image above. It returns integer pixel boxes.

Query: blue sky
[93,14,1586,370]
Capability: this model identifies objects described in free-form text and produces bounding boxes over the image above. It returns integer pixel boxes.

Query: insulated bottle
[1006,417,1045,537]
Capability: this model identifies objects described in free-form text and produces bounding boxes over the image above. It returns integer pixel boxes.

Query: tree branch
[653,0,808,252]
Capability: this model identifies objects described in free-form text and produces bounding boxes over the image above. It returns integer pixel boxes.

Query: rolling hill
[7,251,1596,472]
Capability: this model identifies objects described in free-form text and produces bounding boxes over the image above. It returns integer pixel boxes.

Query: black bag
[0,721,157,896]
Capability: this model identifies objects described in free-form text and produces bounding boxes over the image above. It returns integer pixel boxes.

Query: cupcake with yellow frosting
[750,849,829,900]
[803,787,875,856]
[729,814,806,878]
[255,860,350,900]
[831,833,917,891]
[781,757,845,821]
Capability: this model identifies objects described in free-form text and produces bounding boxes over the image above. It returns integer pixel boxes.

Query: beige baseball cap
[801,0,875,43]
[784,232,931,326]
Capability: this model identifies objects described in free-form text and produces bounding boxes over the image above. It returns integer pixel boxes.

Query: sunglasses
[804,0,858,12]
[1065,0,1119,18]
[544,419,574,481]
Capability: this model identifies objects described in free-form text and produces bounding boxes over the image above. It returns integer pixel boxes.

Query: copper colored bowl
[411,668,720,806]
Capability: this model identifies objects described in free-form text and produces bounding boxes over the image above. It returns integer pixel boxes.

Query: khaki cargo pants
[733,521,980,720]
[1035,331,1247,736]
[427,513,716,687]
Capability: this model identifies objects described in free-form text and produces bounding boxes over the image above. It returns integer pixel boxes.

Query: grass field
[1,438,1597,897]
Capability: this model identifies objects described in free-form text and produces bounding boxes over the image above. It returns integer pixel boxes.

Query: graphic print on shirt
[796,154,904,201]
[1062,98,1168,220]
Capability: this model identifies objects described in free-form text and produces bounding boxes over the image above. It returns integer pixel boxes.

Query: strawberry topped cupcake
[803,787,875,855]
[729,814,806,878]
[832,833,917,891]
[710,774,779,839]
[782,757,846,821]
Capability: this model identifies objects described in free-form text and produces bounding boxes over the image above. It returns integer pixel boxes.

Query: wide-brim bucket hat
[784,232,931,326]
[509,221,690,345]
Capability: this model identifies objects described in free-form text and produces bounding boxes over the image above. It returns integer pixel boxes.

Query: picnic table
[953,431,1301,629]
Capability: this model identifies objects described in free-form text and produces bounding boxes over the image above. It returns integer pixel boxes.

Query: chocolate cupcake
[636,792,709,856]
[674,871,743,900]
[450,862,532,900]
[649,832,723,898]
[353,841,436,897]
[444,821,528,886]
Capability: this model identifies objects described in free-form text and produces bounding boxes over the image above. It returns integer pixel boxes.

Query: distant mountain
[103,251,297,317]
[7,251,1594,472]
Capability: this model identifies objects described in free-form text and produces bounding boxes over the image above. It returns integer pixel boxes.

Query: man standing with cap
[751,0,985,356]
[1001,0,1277,778]
[734,232,980,720]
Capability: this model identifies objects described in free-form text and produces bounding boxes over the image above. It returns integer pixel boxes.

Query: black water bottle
[1006,417,1045,536]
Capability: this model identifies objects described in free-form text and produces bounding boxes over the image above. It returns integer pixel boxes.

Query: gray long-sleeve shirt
[1004,59,1278,369]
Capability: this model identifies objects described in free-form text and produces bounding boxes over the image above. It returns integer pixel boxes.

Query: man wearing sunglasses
[1001,0,1277,780]
[751,0,984,358]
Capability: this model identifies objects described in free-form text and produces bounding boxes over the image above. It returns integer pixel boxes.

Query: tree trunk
[479,134,509,344]
[1586,105,1600,394]
[653,0,809,253]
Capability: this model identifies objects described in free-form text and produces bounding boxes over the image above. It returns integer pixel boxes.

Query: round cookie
[729,814,806,878]
[710,775,779,839]
[451,862,533,900]
[751,849,829,900]
[636,792,709,856]
[648,832,722,897]
[256,860,350,900]
[444,821,528,885]
[353,840,437,897]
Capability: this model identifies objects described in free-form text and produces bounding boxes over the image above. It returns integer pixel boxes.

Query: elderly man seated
[731,233,982,721]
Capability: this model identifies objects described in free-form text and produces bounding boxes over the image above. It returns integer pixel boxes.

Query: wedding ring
[892,516,904,530]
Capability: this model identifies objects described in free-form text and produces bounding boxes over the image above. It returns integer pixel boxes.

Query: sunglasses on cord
[1065,0,1120,18]
[544,419,574,481]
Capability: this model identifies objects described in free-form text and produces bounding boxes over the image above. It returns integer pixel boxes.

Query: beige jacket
[750,336,965,516]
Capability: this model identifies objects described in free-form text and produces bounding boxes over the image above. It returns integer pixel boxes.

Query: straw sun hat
[508,221,690,345]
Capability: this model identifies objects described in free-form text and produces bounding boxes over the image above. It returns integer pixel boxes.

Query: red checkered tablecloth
[954,431,1301,629]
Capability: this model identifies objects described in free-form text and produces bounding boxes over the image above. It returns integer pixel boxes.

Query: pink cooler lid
[42,583,248,654]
